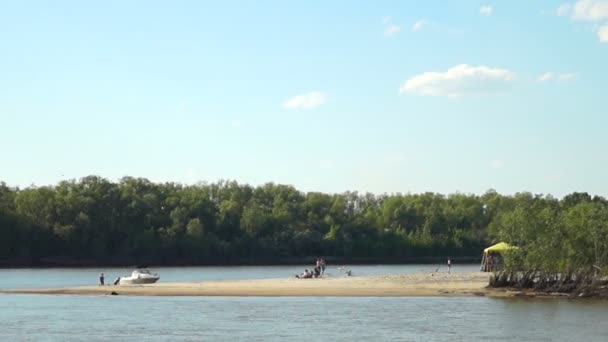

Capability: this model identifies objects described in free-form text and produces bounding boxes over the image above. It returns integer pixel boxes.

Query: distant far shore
[0,256,481,268]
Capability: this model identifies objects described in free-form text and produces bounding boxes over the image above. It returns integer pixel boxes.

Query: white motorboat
[117,269,160,285]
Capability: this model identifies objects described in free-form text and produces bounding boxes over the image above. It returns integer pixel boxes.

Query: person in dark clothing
[99,273,105,286]
[296,269,311,279]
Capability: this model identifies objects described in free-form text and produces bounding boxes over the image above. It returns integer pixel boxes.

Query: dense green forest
[1,176,606,268]
[489,192,608,294]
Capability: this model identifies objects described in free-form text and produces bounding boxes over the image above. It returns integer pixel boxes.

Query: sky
[1,0,607,197]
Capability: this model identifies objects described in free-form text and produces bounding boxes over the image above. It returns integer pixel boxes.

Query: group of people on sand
[296,257,326,279]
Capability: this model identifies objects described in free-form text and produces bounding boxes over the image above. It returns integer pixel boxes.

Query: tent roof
[484,242,516,254]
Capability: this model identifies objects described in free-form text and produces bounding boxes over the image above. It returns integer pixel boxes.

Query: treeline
[0,176,605,268]
[489,192,608,295]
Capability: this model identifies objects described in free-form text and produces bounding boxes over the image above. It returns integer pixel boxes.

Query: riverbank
[0,256,481,268]
[1,271,513,297]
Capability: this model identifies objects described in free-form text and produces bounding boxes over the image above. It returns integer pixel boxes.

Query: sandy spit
[0,272,515,297]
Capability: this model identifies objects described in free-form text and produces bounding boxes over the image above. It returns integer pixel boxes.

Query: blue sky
[1,0,607,197]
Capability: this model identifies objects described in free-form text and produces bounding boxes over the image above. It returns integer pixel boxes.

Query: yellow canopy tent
[481,242,517,272]
[483,242,516,254]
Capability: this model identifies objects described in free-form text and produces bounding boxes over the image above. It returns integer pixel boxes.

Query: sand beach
[1,271,505,297]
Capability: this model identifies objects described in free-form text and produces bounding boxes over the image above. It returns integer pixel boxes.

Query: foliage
[489,192,608,292]
[1,177,607,269]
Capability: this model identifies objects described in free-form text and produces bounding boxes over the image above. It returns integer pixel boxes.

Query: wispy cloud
[284,91,327,110]
[557,3,572,16]
[557,1,608,41]
[538,72,555,82]
[480,5,493,16]
[571,0,608,20]
[400,64,515,98]
[412,20,427,32]
[385,24,402,36]
[599,23,608,40]
[409,20,464,36]
[382,16,402,37]
[537,72,578,82]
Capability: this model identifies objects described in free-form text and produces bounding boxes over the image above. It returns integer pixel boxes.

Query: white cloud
[537,72,555,82]
[598,23,608,41]
[412,20,427,32]
[557,1,608,41]
[284,91,327,110]
[409,20,463,36]
[557,3,571,16]
[382,16,401,37]
[571,0,608,20]
[538,72,578,82]
[399,64,516,98]
[480,5,493,16]
[385,24,402,36]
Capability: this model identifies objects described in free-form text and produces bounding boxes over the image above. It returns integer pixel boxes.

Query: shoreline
[0,257,481,268]
[1,271,515,297]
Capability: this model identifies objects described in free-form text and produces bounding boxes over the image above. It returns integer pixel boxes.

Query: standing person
[487,254,493,272]
[320,258,326,276]
[316,258,321,270]
[99,272,105,286]
[447,257,452,274]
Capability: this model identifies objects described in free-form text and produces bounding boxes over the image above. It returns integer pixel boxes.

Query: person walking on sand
[99,272,105,286]
[447,257,452,274]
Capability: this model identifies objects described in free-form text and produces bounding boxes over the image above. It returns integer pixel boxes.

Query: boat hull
[118,276,160,285]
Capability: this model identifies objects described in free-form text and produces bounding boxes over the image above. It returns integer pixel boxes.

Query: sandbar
[0,271,512,297]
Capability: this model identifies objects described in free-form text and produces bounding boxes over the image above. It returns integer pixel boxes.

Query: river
[1,265,607,341]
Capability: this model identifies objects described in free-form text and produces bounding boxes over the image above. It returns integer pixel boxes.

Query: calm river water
[1,265,607,341]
